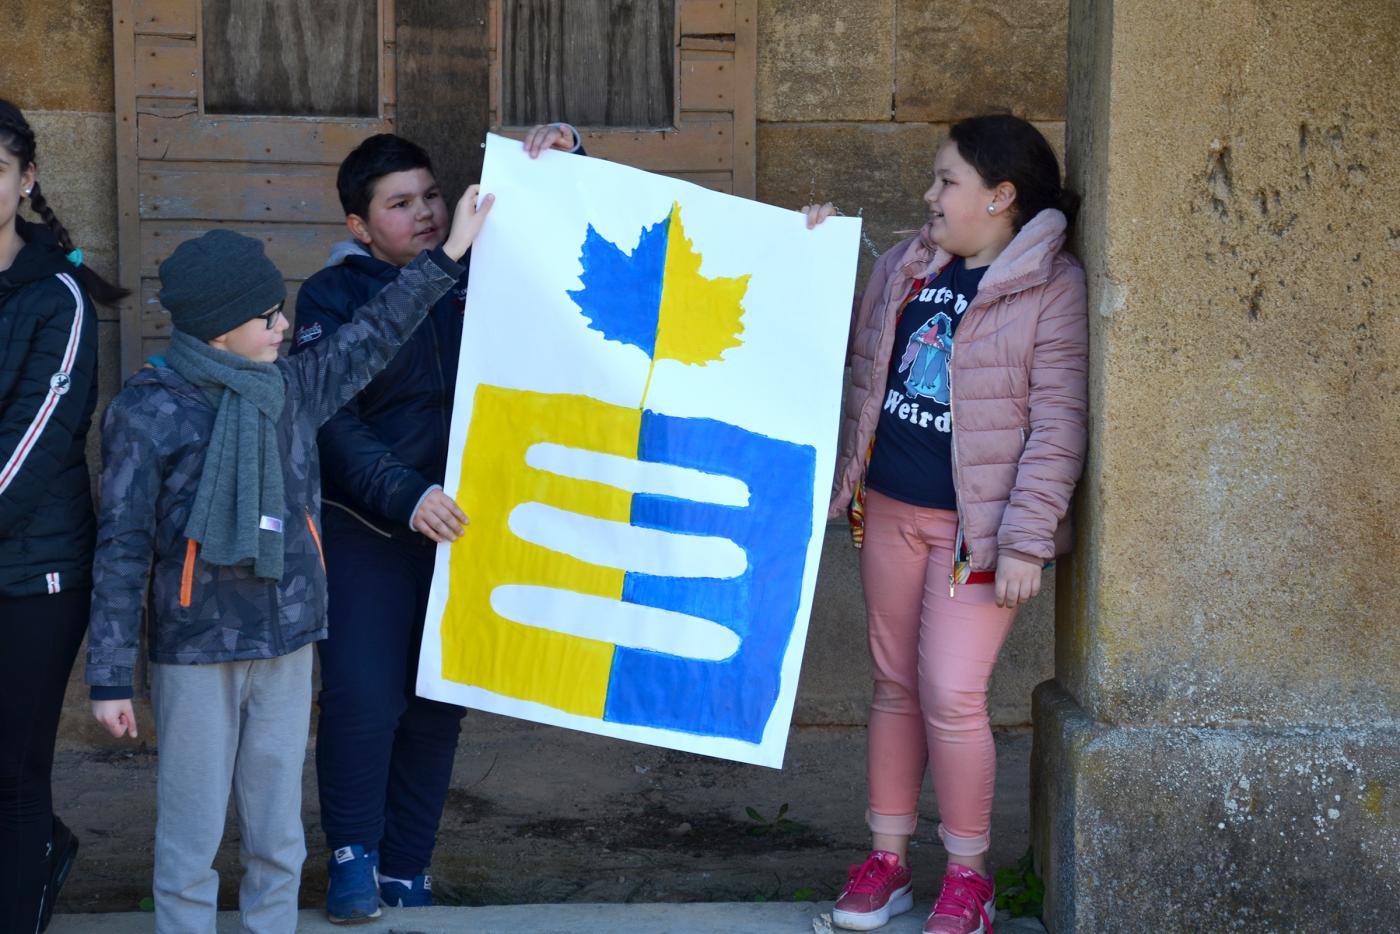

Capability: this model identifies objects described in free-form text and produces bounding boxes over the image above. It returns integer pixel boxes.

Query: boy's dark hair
[949,114,1081,232]
[336,133,435,219]
[0,98,130,306]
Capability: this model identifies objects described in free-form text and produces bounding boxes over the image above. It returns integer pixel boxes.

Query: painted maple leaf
[568,202,749,373]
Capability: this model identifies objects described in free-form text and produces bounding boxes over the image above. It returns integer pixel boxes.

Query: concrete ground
[51,902,1048,933]
[47,718,1042,928]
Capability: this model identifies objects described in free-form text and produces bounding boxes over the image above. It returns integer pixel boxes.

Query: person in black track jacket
[0,99,129,934]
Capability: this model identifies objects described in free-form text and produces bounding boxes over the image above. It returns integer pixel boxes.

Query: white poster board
[417,133,861,767]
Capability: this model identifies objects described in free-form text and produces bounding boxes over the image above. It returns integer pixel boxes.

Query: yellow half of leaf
[654,201,749,366]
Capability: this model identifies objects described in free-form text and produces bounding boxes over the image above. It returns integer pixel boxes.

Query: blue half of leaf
[566,214,671,357]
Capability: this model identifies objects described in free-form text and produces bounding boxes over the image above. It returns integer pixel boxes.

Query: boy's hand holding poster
[418,134,861,767]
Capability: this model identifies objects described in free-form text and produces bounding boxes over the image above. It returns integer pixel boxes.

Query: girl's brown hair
[949,114,1080,232]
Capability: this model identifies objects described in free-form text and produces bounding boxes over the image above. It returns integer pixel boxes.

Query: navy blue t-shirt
[864,257,988,509]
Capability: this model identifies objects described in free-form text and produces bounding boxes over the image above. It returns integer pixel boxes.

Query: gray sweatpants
[150,644,313,934]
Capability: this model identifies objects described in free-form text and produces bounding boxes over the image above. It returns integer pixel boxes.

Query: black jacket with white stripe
[0,218,98,597]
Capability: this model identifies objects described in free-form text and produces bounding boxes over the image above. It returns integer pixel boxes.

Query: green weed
[993,848,1045,919]
[743,802,803,836]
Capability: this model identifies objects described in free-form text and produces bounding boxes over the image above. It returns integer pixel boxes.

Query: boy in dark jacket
[290,124,578,921]
[86,184,491,934]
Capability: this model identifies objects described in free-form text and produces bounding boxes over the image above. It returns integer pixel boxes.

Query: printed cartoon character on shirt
[898,311,953,403]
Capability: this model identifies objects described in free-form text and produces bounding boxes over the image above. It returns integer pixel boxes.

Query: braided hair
[0,99,129,305]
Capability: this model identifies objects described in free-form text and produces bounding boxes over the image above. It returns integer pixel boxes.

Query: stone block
[758,121,942,285]
[757,0,895,122]
[894,0,1067,122]
[990,579,1053,726]
[1,0,115,113]
[1033,681,1400,931]
[792,524,871,726]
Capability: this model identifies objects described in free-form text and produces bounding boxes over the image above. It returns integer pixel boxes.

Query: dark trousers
[315,515,465,879]
[0,588,88,934]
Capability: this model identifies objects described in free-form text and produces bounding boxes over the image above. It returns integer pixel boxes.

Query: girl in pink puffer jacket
[805,115,1088,934]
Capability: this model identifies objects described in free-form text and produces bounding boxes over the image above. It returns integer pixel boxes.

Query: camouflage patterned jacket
[86,248,463,698]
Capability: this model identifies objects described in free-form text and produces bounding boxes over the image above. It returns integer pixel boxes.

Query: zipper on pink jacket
[947,287,995,599]
[948,337,964,598]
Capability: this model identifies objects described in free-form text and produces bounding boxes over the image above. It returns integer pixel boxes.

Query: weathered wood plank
[115,0,146,373]
[135,99,197,117]
[666,171,733,193]
[680,55,734,112]
[496,118,735,172]
[141,335,168,361]
[134,0,196,36]
[396,0,492,200]
[503,0,675,127]
[486,0,500,124]
[138,113,388,164]
[731,0,756,197]
[133,36,197,99]
[138,162,343,223]
[382,0,398,108]
[140,222,350,279]
[203,0,378,117]
[574,115,734,172]
[679,0,735,36]
[680,36,735,52]
[382,40,398,109]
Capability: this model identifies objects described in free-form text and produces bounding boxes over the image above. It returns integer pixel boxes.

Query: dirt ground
[50,716,1032,915]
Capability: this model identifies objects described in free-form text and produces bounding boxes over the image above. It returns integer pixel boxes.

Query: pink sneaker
[832,850,913,931]
[922,863,995,934]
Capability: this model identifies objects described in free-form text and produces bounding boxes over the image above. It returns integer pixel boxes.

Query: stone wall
[1058,0,1399,726]
[1034,0,1400,928]
[10,0,1069,739]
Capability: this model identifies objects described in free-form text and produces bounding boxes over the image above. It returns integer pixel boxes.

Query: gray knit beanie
[159,230,286,341]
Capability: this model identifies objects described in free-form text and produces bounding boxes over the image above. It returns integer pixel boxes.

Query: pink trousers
[859,489,1018,857]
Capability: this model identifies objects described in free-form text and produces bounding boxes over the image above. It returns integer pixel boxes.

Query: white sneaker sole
[326,905,382,925]
[832,883,914,930]
[921,895,996,934]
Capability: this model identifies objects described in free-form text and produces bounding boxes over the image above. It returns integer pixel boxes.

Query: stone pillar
[1034,1,1400,930]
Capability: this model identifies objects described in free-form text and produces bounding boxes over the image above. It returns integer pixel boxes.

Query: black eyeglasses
[256,301,285,330]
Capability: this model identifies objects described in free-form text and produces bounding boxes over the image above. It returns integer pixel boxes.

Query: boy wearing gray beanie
[85,187,492,934]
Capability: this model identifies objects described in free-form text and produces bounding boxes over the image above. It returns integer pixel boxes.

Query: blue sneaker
[380,873,433,908]
[325,845,381,924]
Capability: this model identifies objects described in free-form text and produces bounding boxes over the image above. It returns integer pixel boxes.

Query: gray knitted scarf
[166,329,287,580]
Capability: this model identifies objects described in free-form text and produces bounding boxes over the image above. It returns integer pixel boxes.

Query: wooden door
[112,0,398,374]
[489,0,757,197]
[113,0,757,374]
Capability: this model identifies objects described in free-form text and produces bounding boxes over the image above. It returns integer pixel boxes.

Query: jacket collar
[0,218,73,297]
[128,355,217,409]
[899,209,1068,306]
[342,250,399,282]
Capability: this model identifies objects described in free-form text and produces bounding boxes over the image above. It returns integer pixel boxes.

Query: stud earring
[23,188,31,197]
[987,203,996,214]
